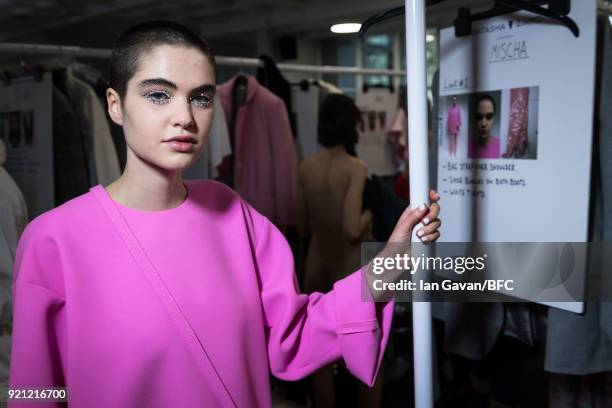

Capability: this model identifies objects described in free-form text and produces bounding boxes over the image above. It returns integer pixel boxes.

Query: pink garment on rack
[447,105,462,135]
[503,87,529,158]
[9,180,393,407]
[217,75,298,226]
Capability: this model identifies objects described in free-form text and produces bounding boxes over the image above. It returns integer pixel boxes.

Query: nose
[171,100,195,130]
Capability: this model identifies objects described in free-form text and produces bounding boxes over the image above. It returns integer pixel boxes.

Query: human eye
[190,92,213,108]
[143,90,172,105]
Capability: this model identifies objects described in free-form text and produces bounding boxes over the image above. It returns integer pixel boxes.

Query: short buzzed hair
[109,20,217,101]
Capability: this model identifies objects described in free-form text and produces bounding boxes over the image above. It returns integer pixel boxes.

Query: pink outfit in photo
[9,180,393,407]
[468,136,501,159]
[447,104,462,135]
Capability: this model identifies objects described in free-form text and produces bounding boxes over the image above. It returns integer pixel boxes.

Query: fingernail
[417,230,424,237]
[423,217,430,225]
[418,204,426,211]
[421,235,429,242]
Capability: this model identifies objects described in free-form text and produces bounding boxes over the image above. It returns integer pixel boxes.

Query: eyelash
[143,90,213,108]
[190,93,212,108]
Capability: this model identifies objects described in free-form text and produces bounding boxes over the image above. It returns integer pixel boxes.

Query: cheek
[124,103,164,139]
[195,108,215,134]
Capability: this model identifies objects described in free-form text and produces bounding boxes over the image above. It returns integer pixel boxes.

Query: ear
[106,88,124,126]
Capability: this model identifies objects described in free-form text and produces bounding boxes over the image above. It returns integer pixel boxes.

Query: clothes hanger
[359,0,578,38]
[358,0,445,37]
[233,71,249,107]
[454,0,579,37]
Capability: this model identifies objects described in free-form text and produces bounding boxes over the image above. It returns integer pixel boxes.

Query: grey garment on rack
[441,302,504,360]
[545,18,612,375]
[443,302,542,360]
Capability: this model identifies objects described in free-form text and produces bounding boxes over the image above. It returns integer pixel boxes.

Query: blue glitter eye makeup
[144,90,173,105]
[189,93,213,108]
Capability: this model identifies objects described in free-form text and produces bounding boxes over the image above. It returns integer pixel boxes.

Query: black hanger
[359,0,578,39]
[455,0,578,37]
[358,0,445,37]
[298,79,309,91]
[290,79,322,91]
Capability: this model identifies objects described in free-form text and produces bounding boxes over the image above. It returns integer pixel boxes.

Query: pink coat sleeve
[253,211,394,386]
[9,224,67,408]
[266,98,298,226]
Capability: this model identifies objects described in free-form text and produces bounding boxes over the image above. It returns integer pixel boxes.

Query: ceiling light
[331,23,362,34]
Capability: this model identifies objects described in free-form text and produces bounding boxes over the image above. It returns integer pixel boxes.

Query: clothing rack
[0,42,407,77]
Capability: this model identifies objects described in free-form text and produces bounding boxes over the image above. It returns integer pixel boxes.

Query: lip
[165,135,197,143]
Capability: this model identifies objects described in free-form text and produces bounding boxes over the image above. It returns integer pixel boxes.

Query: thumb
[388,203,428,243]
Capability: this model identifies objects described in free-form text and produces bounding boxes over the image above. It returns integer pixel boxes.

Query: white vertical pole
[405,1,434,408]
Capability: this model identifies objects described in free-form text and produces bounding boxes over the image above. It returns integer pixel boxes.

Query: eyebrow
[139,78,216,94]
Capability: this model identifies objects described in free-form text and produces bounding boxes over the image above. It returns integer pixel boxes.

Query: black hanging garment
[362,174,408,241]
[256,54,297,138]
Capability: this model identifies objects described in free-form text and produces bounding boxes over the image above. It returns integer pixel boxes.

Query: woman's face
[476,99,495,138]
[109,44,216,172]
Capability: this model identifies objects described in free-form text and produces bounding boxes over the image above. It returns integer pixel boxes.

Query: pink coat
[447,105,462,135]
[9,180,393,407]
[217,75,298,226]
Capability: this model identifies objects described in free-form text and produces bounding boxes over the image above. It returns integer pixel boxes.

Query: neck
[327,145,346,154]
[105,148,186,211]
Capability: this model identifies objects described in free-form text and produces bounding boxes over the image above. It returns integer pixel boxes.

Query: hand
[365,189,441,301]
[388,189,441,244]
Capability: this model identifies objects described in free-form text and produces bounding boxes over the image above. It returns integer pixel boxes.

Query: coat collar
[222,74,259,105]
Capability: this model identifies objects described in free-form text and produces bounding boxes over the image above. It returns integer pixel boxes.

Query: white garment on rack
[182,98,231,180]
[291,86,321,159]
[0,139,27,385]
[355,88,398,176]
[65,72,121,186]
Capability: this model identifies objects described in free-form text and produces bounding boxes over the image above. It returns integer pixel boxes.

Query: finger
[416,219,441,238]
[398,202,428,227]
[419,231,441,244]
[389,204,429,242]
[429,189,440,202]
[421,203,440,227]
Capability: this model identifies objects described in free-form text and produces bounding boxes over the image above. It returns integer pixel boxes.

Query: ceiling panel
[0,0,497,46]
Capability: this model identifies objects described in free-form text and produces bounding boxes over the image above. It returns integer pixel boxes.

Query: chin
[151,155,197,172]
[169,159,197,172]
